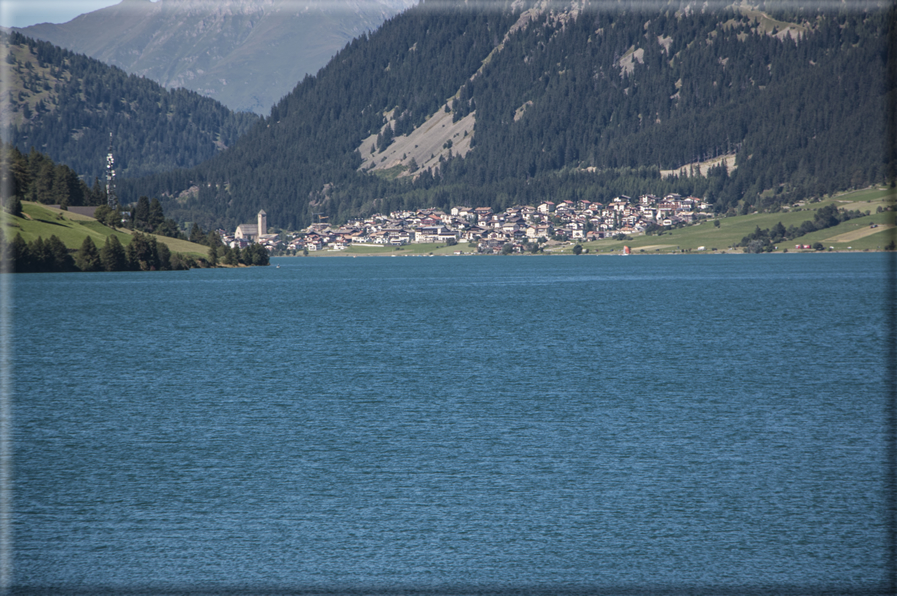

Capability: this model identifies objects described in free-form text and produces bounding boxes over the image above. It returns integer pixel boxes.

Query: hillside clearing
[823,223,895,244]
[660,154,737,178]
[358,106,476,178]
[633,244,677,251]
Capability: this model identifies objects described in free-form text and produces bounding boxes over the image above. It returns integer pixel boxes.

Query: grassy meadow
[4,202,209,258]
[571,186,896,255]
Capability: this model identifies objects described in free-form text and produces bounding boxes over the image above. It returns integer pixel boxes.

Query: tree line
[0,230,196,273]
[2,226,269,273]
[1,145,105,213]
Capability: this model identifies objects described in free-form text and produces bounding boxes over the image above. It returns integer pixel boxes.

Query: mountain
[120,0,891,232]
[1,31,259,182]
[17,0,418,114]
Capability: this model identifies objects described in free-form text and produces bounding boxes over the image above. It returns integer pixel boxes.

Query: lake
[10,254,893,594]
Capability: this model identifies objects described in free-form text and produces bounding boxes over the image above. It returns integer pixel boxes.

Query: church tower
[257,210,267,237]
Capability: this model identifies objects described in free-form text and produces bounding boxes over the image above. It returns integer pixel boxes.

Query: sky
[0,1,130,29]
[0,0,426,29]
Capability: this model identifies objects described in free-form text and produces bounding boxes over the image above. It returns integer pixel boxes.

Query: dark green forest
[2,31,259,182]
[1,144,104,212]
[113,2,891,231]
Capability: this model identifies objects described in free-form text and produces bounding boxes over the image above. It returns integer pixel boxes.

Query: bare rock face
[17,0,417,114]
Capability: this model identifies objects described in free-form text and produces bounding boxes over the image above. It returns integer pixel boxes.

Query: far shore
[275,186,895,257]
[279,245,894,258]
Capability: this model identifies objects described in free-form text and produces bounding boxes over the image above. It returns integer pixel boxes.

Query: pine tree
[4,197,22,217]
[100,235,127,271]
[223,246,238,266]
[29,237,50,272]
[147,198,165,232]
[126,232,157,271]
[156,241,172,271]
[133,196,151,230]
[90,177,106,206]
[45,235,75,272]
[189,223,206,244]
[11,233,31,273]
[75,236,102,272]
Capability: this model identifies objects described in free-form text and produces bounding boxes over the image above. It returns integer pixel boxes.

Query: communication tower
[105,133,119,209]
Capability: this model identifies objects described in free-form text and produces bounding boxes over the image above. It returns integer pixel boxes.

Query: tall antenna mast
[105,132,118,209]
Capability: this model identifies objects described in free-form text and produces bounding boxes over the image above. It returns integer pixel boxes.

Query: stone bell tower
[257,209,267,237]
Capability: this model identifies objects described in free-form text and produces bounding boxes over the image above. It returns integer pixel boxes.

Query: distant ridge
[122,0,889,232]
[1,30,260,181]
[17,0,418,114]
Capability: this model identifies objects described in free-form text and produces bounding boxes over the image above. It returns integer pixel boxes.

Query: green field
[575,187,896,254]
[4,203,209,258]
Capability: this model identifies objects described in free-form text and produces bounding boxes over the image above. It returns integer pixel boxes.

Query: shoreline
[278,247,894,258]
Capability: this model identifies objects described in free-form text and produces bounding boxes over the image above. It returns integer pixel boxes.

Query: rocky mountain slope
[17,0,417,114]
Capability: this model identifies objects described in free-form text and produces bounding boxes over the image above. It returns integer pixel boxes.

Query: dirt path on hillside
[633,244,677,251]
[823,224,894,243]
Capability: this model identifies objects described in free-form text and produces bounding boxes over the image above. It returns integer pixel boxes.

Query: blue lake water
[9,254,893,593]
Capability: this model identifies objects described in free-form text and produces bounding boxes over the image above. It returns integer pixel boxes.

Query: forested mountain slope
[1,31,260,182]
[122,0,891,231]
[17,0,417,114]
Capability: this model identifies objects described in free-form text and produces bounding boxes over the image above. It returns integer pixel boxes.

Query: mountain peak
[17,0,418,114]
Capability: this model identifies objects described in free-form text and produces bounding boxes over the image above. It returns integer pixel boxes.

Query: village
[218,194,714,254]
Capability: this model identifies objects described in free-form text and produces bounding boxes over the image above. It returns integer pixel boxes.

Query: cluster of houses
[216,195,712,254]
[279,194,711,253]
